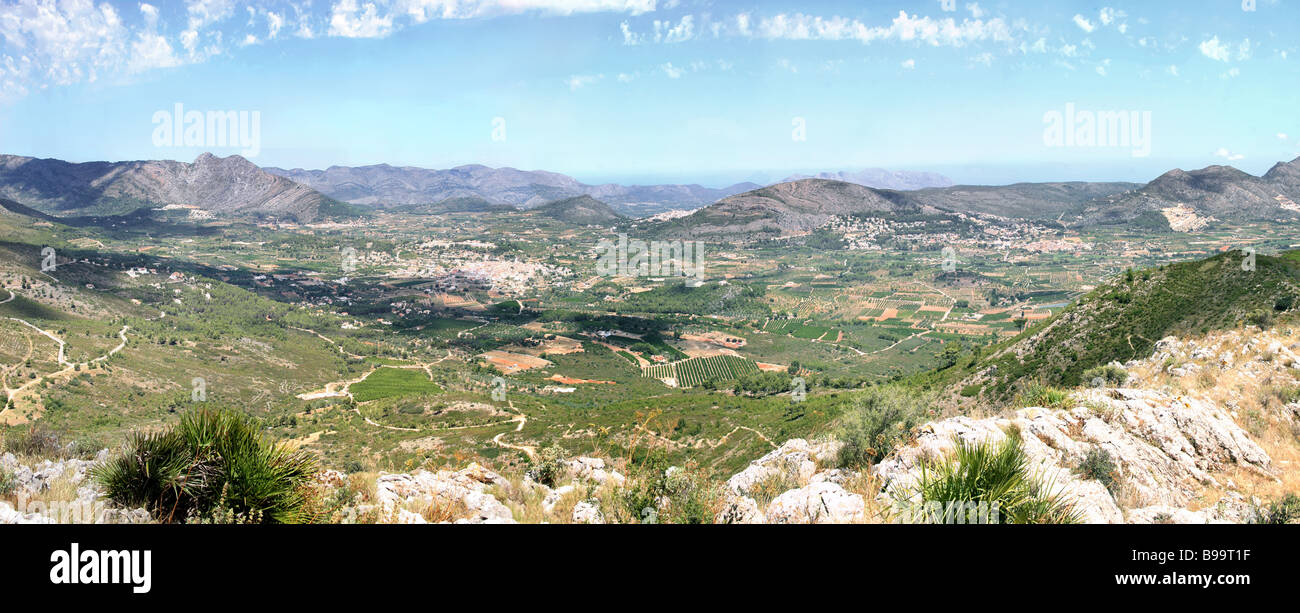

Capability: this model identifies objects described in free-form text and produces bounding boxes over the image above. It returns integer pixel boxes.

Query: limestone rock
[765,482,865,524]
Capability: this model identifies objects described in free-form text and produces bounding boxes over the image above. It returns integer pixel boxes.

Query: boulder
[765,482,865,524]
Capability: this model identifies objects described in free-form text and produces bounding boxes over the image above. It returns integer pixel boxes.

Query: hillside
[909,181,1139,220]
[0,153,348,222]
[530,195,625,225]
[1076,158,1300,227]
[960,249,1300,400]
[649,179,939,239]
[390,196,517,215]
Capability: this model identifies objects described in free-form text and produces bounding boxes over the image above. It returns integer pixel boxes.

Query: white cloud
[661,62,683,78]
[1279,133,1290,141]
[741,10,1015,47]
[653,15,694,43]
[140,3,160,28]
[351,0,655,34]
[267,12,285,39]
[128,32,181,73]
[901,58,915,69]
[566,73,603,90]
[1199,36,1251,62]
[966,3,985,19]
[1214,147,1244,161]
[1167,64,1179,76]
[1072,14,1094,33]
[0,0,130,88]
[329,0,395,38]
[620,20,642,45]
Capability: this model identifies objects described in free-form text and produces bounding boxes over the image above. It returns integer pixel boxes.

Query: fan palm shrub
[912,430,1082,524]
[93,408,318,523]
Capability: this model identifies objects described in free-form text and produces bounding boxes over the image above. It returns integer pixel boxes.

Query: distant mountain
[1076,158,1300,228]
[0,153,347,222]
[782,168,953,191]
[650,179,939,239]
[264,163,758,216]
[909,182,1140,220]
[531,195,625,225]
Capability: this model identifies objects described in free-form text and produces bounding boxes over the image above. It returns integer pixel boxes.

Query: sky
[0,0,1298,187]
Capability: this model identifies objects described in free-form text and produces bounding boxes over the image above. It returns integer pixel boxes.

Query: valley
[3,156,1300,488]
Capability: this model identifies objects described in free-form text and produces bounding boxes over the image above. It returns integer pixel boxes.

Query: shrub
[1261,493,1300,524]
[618,454,721,524]
[0,468,14,496]
[913,431,1082,524]
[3,427,63,458]
[835,387,926,469]
[1082,364,1129,387]
[93,408,319,524]
[526,444,567,487]
[1249,309,1273,329]
[1077,447,1119,494]
[1018,382,1074,409]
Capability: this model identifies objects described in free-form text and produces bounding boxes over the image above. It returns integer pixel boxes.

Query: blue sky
[0,0,1298,186]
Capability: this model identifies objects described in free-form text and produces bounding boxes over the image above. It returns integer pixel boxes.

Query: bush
[1261,493,1300,524]
[1018,382,1074,409]
[0,468,14,496]
[93,408,319,524]
[913,431,1081,524]
[3,427,63,458]
[836,387,926,468]
[526,444,567,487]
[618,454,721,524]
[1077,447,1119,494]
[1082,364,1128,387]
[1249,309,1273,328]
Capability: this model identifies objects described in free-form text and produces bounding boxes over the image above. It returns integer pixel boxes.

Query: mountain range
[647,179,943,239]
[263,163,761,216]
[0,153,347,222]
[264,163,957,217]
[649,157,1300,239]
[4,152,1300,235]
[781,168,954,191]
[1075,160,1300,226]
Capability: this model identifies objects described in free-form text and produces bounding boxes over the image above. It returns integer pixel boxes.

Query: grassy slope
[959,249,1300,400]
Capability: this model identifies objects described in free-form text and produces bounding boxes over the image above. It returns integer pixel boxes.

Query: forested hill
[957,249,1300,401]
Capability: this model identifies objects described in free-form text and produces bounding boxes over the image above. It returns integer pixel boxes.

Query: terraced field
[642,354,760,387]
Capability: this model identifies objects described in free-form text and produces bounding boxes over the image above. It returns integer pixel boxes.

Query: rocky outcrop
[375,463,516,524]
[571,501,605,524]
[765,482,866,524]
[718,438,865,524]
[566,457,625,487]
[0,451,150,524]
[873,388,1272,524]
[725,439,840,496]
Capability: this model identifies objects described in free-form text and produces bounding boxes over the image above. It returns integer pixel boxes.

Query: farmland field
[350,367,444,402]
[642,354,760,387]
